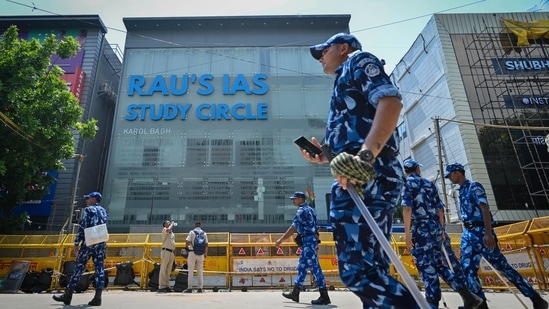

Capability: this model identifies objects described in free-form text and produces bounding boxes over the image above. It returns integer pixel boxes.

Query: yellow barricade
[0,234,66,287]
[391,233,420,285]
[477,220,534,290]
[525,216,549,290]
[4,222,549,292]
[228,232,342,289]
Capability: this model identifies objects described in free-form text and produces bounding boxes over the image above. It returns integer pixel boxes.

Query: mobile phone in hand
[293,136,322,157]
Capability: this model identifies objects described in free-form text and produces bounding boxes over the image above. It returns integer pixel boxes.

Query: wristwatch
[357,149,375,164]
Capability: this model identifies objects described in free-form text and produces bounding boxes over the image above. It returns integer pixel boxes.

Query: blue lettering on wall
[125,74,269,120]
[170,75,189,96]
[125,103,193,121]
[128,75,146,96]
[195,103,268,121]
[252,74,268,95]
[128,73,269,96]
[197,74,214,95]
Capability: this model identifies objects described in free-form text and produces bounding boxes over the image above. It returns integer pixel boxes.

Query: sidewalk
[0,288,546,309]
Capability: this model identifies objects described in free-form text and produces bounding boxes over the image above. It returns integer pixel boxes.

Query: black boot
[478,299,489,309]
[282,286,300,302]
[532,293,548,309]
[311,288,331,305]
[426,297,439,309]
[52,288,73,305]
[88,289,102,306]
[457,287,483,309]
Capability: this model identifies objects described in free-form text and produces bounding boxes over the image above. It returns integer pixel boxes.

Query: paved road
[0,288,547,309]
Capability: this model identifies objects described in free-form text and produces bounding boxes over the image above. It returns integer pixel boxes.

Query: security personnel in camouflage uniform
[402,159,482,309]
[53,192,108,306]
[302,32,418,308]
[275,192,330,305]
[445,163,548,309]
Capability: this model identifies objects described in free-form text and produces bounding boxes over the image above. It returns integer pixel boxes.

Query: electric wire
[438,117,549,131]
[5,0,488,78]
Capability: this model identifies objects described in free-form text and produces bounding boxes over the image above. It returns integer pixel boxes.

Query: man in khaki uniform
[158,220,176,292]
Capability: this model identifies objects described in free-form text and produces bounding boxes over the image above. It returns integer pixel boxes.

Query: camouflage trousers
[411,221,466,303]
[294,236,326,289]
[68,243,107,290]
[460,227,537,300]
[330,157,418,309]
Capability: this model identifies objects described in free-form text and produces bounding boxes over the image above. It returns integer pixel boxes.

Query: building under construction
[394,12,549,224]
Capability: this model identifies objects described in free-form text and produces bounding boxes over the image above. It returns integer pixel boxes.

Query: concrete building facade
[0,15,122,232]
[102,15,352,232]
[394,12,549,224]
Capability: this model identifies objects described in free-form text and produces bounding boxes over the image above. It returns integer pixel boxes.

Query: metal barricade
[228,232,341,290]
[478,220,533,290]
[525,216,549,291]
[0,234,66,290]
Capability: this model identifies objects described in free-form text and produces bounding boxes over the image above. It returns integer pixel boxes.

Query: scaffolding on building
[460,17,549,215]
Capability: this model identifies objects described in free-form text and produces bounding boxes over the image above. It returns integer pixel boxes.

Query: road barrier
[2,217,549,292]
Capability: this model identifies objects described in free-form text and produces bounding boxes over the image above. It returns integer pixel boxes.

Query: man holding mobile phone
[299,33,417,308]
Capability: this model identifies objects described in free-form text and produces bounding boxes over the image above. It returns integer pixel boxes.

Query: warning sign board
[480,252,532,272]
[233,258,298,274]
[252,275,271,286]
[232,275,253,287]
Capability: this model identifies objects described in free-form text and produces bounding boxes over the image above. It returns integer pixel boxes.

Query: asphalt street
[0,288,547,309]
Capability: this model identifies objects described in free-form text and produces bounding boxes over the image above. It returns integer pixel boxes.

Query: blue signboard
[13,171,59,217]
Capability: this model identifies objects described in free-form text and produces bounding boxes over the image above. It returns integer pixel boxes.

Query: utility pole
[434,117,451,223]
[149,178,157,224]
[66,153,84,234]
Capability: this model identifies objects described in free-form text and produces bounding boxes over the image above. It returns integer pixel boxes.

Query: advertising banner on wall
[24,28,87,74]
[61,66,86,104]
[14,171,59,217]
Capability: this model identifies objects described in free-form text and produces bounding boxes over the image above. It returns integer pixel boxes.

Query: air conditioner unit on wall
[99,82,112,92]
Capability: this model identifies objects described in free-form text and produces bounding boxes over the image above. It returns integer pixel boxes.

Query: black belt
[463,221,484,229]
[161,248,173,252]
[348,147,396,158]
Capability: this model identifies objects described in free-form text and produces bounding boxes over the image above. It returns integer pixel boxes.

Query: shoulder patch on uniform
[365,63,380,77]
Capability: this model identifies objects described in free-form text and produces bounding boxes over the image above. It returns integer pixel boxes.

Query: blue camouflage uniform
[326,48,417,308]
[443,230,468,284]
[457,179,538,300]
[69,202,108,291]
[402,171,468,307]
[291,201,327,289]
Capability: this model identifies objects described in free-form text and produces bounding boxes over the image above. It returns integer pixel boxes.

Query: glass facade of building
[395,13,549,223]
[103,46,336,232]
[456,28,549,214]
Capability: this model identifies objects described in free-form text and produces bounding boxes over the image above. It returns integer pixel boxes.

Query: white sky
[0,0,540,72]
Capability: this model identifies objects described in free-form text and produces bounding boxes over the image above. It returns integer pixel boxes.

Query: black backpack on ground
[59,261,76,288]
[173,264,188,292]
[20,271,39,293]
[21,268,53,293]
[33,268,53,293]
[113,261,137,286]
[148,263,160,291]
